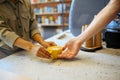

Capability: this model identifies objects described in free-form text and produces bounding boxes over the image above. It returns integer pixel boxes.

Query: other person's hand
[58,37,81,59]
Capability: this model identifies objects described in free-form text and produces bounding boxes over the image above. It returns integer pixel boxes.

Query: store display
[31,0,72,27]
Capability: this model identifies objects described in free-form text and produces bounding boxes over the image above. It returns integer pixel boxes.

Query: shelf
[35,13,62,16]
[32,0,72,28]
[39,24,69,27]
[32,2,60,7]
[32,0,71,7]
[64,0,72,3]
[35,12,69,16]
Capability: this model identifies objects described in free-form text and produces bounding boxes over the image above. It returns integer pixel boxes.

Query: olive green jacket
[0,0,40,51]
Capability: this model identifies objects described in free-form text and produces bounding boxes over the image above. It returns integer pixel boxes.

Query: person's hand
[32,33,57,48]
[58,37,81,59]
[30,45,51,59]
[40,41,57,48]
[14,37,51,59]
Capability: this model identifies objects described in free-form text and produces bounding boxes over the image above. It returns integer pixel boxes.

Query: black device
[105,13,120,48]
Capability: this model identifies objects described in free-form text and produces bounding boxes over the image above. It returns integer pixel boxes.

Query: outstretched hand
[58,38,81,59]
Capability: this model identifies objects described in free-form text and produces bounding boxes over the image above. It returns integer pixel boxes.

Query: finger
[52,43,57,46]
[58,53,66,58]
[58,54,71,59]
[66,52,75,59]
[44,44,49,48]
[48,42,57,46]
[37,50,50,58]
[38,47,51,58]
[58,50,74,59]
[38,47,50,58]
[58,53,74,59]
[62,44,67,50]
[36,51,45,58]
[42,43,49,48]
[58,50,68,58]
[65,50,76,59]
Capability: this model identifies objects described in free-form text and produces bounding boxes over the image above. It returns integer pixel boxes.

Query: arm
[59,0,120,59]
[14,37,51,58]
[77,0,120,45]
[29,5,56,48]
[32,33,57,48]
[0,18,50,59]
[14,38,34,51]
[0,16,20,48]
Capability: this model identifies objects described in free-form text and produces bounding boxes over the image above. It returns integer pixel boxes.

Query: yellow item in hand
[47,46,62,59]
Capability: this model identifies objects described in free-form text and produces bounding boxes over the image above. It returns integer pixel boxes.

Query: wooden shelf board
[35,12,69,16]
[32,1,61,6]
[35,13,62,16]
[39,24,68,27]
[32,0,71,28]
[31,0,71,7]
[64,0,72,3]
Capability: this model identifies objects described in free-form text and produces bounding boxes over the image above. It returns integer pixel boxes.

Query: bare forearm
[14,37,51,58]
[14,38,34,51]
[32,33,44,43]
[77,0,120,45]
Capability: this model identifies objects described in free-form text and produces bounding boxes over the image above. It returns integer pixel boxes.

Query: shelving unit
[31,0,72,28]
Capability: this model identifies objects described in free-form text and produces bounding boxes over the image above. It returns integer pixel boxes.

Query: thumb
[62,43,67,50]
[43,43,50,48]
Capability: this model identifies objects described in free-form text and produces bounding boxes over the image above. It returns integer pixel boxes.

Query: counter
[0,30,120,80]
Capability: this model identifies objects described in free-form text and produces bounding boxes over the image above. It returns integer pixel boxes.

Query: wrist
[26,42,35,51]
[76,36,84,46]
[39,39,45,44]
[14,38,34,51]
[33,33,44,43]
[30,45,39,56]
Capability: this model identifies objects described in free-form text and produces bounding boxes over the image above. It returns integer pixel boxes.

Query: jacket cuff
[31,29,40,37]
[1,31,19,48]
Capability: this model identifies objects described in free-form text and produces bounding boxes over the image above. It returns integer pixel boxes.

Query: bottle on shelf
[31,0,72,27]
